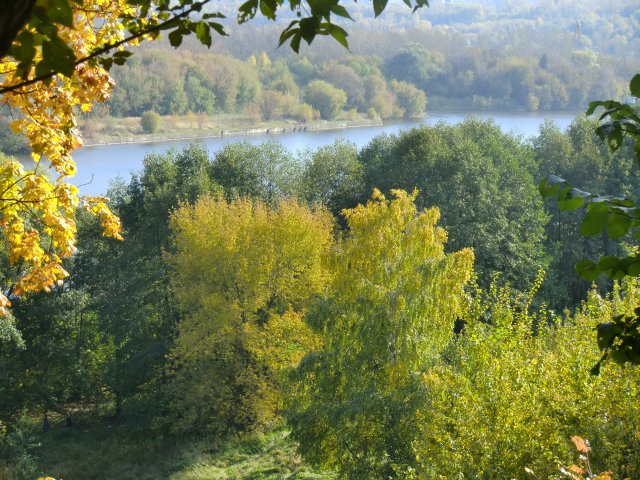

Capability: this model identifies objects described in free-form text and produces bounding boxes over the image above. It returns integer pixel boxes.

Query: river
[66,112,576,195]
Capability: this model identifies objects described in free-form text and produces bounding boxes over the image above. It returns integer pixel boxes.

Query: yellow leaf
[571,436,591,454]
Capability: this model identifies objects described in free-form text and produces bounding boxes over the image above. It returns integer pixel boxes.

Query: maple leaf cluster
[0,0,145,313]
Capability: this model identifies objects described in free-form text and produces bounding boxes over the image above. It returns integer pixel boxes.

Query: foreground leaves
[540,73,640,369]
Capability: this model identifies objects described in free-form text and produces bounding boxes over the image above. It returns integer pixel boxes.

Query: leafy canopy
[168,195,333,435]
[288,189,474,478]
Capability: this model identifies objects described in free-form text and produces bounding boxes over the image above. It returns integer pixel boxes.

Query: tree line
[71,0,639,126]
[88,40,630,125]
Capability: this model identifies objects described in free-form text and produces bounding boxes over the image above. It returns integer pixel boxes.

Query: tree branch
[0,1,211,95]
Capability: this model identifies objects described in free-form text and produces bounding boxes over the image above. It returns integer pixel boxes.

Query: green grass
[32,422,334,480]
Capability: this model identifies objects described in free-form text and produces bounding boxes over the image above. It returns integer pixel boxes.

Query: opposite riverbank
[80,113,385,147]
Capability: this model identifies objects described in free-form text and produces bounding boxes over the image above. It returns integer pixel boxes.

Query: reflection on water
[26,112,577,195]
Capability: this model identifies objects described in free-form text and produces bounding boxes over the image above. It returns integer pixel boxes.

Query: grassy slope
[33,424,334,480]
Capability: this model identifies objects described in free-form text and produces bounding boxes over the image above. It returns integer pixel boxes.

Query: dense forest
[1,0,640,478]
[66,0,640,142]
[2,114,640,478]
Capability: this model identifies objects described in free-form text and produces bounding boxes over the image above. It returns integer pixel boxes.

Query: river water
[67,112,576,195]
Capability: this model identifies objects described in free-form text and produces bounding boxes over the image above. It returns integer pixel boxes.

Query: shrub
[304,80,347,120]
[140,110,161,133]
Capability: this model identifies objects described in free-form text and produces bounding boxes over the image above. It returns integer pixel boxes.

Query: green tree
[358,118,548,292]
[301,139,364,218]
[390,79,426,117]
[321,62,366,110]
[541,73,640,369]
[305,80,347,120]
[384,43,445,93]
[287,190,474,479]
[412,277,640,479]
[209,140,302,204]
[532,117,638,309]
[0,287,104,418]
[72,144,217,419]
[140,110,161,133]
[184,72,216,114]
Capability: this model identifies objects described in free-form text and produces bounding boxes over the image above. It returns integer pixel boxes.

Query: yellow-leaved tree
[0,1,140,311]
[167,195,333,435]
[287,189,475,479]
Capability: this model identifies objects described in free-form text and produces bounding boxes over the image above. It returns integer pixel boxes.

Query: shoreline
[82,118,385,147]
[80,109,581,148]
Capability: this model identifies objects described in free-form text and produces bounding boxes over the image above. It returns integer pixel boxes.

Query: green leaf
[630,74,640,98]
[41,34,76,77]
[259,0,277,19]
[278,22,299,47]
[557,186,588,211]
[112,50,133,60]
[290,32,301,53]
[373,0,389,17]
[330,5,353,19]
[238,0,258,23]
[168,29,184,47]
[576,259,600,281]
[539,175,566,199]
[611,349,628,365]
[49,0,74,27]
[627,257,640,276]
[195,22,212,47]
[606,211,631,238]
[580,202,608,236]
[12,31,36,77]
[598,255,621,270]
[98,57,114,71]
[606,127,623,152]
[299,17,320,44]
[596,322,616,350]
[328,24,349,49]
[586,101,603,116]
[209,22,226,37]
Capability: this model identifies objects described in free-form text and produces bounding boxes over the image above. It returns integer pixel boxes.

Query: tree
[389,79,426,117]
[305,80,347,120]
[140,110,161,134]
[384,42,445,93]
[0,0,428,318]
[209,140,302,204]
[287,190,474,479]
[167,195,333,435]
[301,138,363,218]
[321,62,366,110]
[71,144,218,419]
[357,118,548,292]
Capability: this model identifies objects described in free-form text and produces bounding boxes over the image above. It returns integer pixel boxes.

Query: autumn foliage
[0,1,137,312]
[167,196,333,434]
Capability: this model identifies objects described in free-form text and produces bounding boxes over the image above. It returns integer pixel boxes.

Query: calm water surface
[67,112,576,195]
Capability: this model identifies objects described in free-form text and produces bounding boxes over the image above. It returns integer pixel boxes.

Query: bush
[304,80,347,120]
[140,110,161,133]
[390,79,427,117]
